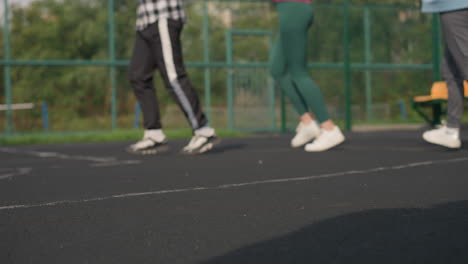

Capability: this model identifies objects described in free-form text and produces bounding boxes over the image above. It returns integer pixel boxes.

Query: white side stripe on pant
[158,18,199,129]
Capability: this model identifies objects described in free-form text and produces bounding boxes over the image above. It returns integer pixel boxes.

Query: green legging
[270,2,329,123]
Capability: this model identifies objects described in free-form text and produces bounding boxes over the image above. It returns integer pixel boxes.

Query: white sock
[144,129,166,142]
[195,126,215,137]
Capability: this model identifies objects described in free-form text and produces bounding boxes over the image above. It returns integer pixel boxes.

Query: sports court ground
[1,129,468,264]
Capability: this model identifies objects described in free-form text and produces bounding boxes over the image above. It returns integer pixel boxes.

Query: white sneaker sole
[182,137,221,155]
[291,124,320,148]
[127,145,169,155]
[422,134,461,149]
[304,136,345,152]
[291,137,316,148]
[199,143,214,153]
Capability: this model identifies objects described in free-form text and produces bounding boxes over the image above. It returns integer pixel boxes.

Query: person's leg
[441,9,468,129]
[423,9,468,149]
[128,30,162,131]
[145,19,217,154]
[270,33,320,147]
[277,2,330,125]
[127,30,168,154]
[145,19,208,132]
[277,2,344,151]
[270,36,309,117]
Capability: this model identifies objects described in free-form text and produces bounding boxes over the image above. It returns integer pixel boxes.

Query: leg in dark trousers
[440,9,468,128]
[129,19,207,131]
[129,30,162,130]
[422,8,467,149]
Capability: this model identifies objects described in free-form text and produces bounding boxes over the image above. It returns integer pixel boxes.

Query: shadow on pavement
[203,200,468,264]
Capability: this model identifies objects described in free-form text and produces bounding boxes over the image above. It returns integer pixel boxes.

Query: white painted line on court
[90,160,142,167]
[1,156,467,211]
[0,168,32,180]
[0,147,140,167]
[0,147,115,163]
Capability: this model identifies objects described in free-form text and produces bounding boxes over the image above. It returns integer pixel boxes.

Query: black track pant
[129,18,207,130]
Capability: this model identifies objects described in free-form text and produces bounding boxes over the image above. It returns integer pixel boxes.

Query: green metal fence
[0,0,441,136]
[226,29,276,131]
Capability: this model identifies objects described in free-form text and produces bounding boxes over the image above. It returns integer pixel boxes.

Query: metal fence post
[3,0,12,134]
[134,103,140,129]
[226,30,234,130]
[431,13,442,125]
[398,99,407,121]
[280,88,287,133]
[267,34,276,131]
[202,0,211,122]
[431,13,441,82]
[108,0,117,130]
[42,101,49,131]
[364,6,373,121]
[343,0,352,131]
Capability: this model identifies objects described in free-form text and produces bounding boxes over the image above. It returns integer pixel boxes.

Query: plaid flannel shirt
[136,0,186,31]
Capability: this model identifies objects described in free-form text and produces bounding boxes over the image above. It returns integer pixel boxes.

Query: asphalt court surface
[1,130,468,263]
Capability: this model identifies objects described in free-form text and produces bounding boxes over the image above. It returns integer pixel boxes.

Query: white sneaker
[182,127,220,154]
[304,126,345,152]
[127,137,168,155]
[422,126,461,149]
[291,121,320,148]
[295,122,304,133]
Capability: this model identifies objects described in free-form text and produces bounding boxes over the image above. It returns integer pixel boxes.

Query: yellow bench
[412,81,468,126]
